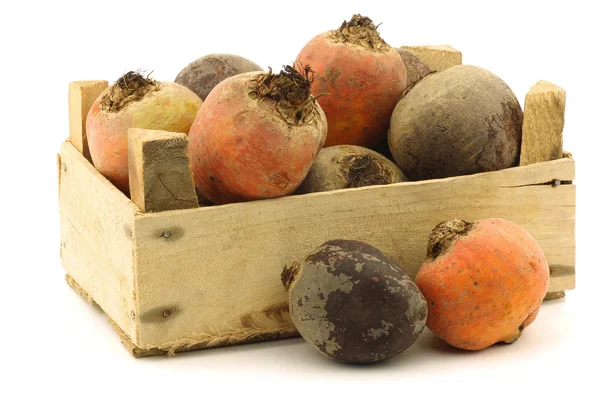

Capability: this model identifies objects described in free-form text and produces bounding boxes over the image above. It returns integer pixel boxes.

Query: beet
[86,71,202,193]
[388,65,523,181]
[282,239,427,363]
[415,218,549,350]
[297,145,408,193]
[175,53,263,101]
[396,48,432,93]
[295,15,407,148]
[188,65,327,204]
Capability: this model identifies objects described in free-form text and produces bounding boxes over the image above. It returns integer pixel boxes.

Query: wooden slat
[59,141,139,342]
[65,274,98,307]
[68,81,108,161]
[132,157,575,348]
[399,45,462,71]
[128,128,198,213]
[65,273,163,357]
[520,81,566,166]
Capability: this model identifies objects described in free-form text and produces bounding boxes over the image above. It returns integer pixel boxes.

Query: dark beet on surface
[282,239,427,363]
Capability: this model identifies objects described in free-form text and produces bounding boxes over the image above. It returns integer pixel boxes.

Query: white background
[1,0,597,398]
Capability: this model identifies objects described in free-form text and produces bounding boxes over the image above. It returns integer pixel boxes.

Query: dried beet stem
[100,71,159,113]
[344,154,394,188]
[427,219,473,260]
[281,262,301,291]
[330,14,389,52]
[250,65,320,126]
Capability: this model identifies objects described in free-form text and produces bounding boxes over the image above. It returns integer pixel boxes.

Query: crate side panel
[59,141,139,341]
[133,158,575,348]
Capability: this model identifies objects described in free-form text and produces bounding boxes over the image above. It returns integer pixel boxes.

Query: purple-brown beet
[297,145,408,194]
[374,50,429,163]
[175,53,263,100]
[282,239,427,364]
[396,48,432,92]
[388,65,523,181]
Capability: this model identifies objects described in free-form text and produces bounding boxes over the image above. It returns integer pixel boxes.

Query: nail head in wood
[162,230,171,238]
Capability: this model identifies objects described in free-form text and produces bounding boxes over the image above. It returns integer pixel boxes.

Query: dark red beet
[282,239,427,363]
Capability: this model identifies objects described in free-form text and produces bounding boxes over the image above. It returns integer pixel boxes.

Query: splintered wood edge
[544,291,566,301]
[399,45,462,71]
[65,274,97,307]
[520,80,566,166]
[65,274,298,358]
[128,128,199,213]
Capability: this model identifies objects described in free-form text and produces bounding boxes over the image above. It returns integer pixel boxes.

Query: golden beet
[87,71,202,194]
[296,14,407,148]
[415,218,550,350]
[188,66,327,204]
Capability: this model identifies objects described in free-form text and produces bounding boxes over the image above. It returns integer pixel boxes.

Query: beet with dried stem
[188,65,327,204]
[296,14,407,148]
[86,70,202,193]
[283,239,427,363]
[297,145,408,193]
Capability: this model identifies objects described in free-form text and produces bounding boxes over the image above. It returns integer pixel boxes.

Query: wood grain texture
[59,141,139,342]
[399,45,462,71]
[65,274,97,307]
[128,128,198,213]
[132,157,575,348]
[544,290,566,301]
[68,81,108,161]
[520,81,566,166]
[65,273,160,357]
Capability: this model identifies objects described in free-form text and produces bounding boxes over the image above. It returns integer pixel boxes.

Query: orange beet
[296,15,406,148]
[415,218,550,351]
[87,72,202,193]
[188,66,327,204]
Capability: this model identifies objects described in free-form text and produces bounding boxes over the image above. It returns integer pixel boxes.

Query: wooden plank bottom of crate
[65,273,568,358]
[65,274,299,358]
[65,274,299,357]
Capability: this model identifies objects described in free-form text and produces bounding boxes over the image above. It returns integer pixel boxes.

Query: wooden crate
[58,49,575,357]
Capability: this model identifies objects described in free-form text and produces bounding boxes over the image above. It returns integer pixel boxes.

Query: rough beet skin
[175,53,263,101]
[283,239,427,363]
[188,66,327,204]
[415,218,550,351]
[296,14,407,148]
[86,71,202,194]
[297,145,408,193]
[396,48,432,92]
[388,65,523,181]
